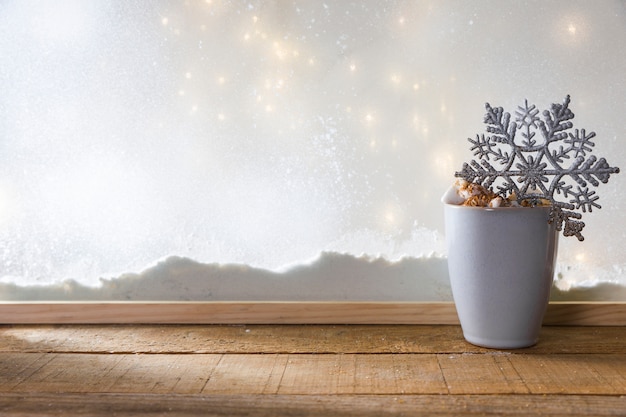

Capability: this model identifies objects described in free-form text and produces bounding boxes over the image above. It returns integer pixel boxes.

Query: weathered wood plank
[280,354,357,395]
[275,353,448,395]
[0,324,469,353]
[0,323,624,417]
[0,393,624,417]
[510,354,626,394]
[1,352,624,396]
[2,353,222,395]
[0,353,52,391]
[352,353,447,394]
[103,353,222,394]
[202,354,288,394]
[0,301,624,325]
[436,353,530,394]
[1,325,625,354]
[9,354,123,394]
[437,353,626,396]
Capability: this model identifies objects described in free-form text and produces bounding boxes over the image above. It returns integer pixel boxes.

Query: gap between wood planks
[0,325,624,416]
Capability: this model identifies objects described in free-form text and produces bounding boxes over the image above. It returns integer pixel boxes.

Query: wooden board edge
[0,301,624,325]
[543,302,626,326]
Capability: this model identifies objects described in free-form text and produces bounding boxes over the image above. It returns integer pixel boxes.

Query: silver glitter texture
[456,95,620,240]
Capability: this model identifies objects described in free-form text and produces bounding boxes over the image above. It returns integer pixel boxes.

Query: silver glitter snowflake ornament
[456,95,620,240]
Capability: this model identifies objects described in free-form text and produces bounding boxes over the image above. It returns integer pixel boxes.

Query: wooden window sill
[0,301,625,325]
[0,324,624,416]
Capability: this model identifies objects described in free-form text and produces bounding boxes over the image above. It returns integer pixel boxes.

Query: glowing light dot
[413,83,420,91]
[398,17,405,25]
[244,32,251,41]
[390,74,401,84]
[365,113,374,123]
[161,17,169,26]
[440,104,447,113]
[178,90,185,96]
[433,154,453,177]
[185,72,192,79]
[568,24,577,35]
[265,105,273,112]
[252,16,259,23]
[575,252,586,262]
[217,113,225,121]
[349,63,356,72]
[256,95,263,102]
[191,105,198,113]
[346,106,352,113]
[308,57,316,66]
[274,45,286,60]
[217,76,226,85]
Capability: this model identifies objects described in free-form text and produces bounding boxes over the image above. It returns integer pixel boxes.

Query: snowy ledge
[0,252,624,302]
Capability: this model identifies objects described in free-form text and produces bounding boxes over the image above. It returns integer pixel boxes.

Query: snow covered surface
[0,1,625,301]
[0,252,623,301]
[0,252,450,301]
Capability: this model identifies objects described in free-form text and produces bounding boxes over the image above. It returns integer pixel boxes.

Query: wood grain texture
[0,325,624,416]
[1,352,624,396]
[0,393,625,417]
[2,325,625,354]
[0,301,624,325]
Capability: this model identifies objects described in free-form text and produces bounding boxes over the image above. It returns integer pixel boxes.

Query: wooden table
[0,325,624,416]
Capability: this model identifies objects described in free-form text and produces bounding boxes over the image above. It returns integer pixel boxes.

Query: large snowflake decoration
[456,95,620,240]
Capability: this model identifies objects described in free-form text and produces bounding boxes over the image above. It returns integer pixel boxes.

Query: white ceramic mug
[444,204,559,349]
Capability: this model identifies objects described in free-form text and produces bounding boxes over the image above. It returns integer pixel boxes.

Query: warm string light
[568,23,577,35]
[0,0,622,289]
[555,13,588,46]
[162,4,440,157]
[161,1,602,249]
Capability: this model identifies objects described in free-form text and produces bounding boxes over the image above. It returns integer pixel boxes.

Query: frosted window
[0,0,624,300]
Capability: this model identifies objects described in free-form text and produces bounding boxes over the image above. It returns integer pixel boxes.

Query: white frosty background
[0,0,624,299]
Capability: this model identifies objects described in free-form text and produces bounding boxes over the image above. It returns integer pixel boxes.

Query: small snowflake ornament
[456,95,620,240]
